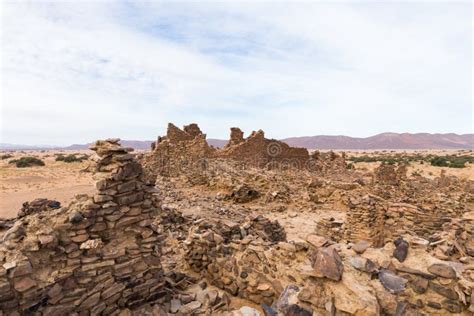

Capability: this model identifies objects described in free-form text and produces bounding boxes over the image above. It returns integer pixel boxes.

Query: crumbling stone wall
[217,129,310,169]
[185,215,473,315]
[374,163,407,186]
[184,217,288,305]
[328,192,461,248]
[344,194,386,247]
[225,127,244,147]
[143,123,216,179]
[385,203,452,240]
[0,139,164,314]
[142,123,341,182]
[315,215,345,242]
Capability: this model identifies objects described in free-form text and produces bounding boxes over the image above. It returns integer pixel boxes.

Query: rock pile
[0,139,165,314]
[18,198,61,218]
[183,218,293,305]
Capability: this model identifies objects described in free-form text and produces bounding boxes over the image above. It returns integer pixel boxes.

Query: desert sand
[0,150,95,218]
[1,149,472,220]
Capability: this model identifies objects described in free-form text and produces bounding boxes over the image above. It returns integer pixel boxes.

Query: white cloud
[1,1,472,145]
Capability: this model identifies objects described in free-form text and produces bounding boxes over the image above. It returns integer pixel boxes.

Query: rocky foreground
[0,124,473,315]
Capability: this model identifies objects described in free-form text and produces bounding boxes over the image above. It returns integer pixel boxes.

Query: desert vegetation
[0,154,14,160]
[55,153,89,163]
[8,156,45,168]
[348,153,474,168]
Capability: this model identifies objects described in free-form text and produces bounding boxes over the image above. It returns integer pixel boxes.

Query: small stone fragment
[69,211,84,223]
[239,306,261,316]
[427,263,456,279]
[170,299,181,313]
[393,237,409,262]
[179,301,201,314]
[13,277,37,292]
[379,269,407,294]
[442,299,462,313]
[410,277,428,294]
[352,240,371,254]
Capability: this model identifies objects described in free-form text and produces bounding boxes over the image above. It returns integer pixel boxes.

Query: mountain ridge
[1,132,472,150]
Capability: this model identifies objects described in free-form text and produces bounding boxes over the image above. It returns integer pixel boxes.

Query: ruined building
[142,123,346,181]
[0,137,473,315]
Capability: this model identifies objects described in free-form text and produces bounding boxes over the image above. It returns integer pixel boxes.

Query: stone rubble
[0,123,473,315]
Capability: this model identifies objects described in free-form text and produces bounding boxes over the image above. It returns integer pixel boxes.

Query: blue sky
[1,1,472,145]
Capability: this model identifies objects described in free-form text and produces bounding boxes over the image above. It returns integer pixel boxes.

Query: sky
[1,1,473,145]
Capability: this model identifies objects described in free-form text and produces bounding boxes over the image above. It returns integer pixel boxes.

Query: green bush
[430,157,448,167]
[55,154,65,161]
[1,154,13,160]
[9,156,45,168]
[430,155,472,168]
[55,154,88,163]
[348,153,473,168]
[449,161,466,168]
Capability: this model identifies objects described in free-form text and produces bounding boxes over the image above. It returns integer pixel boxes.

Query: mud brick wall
[143,124,216,179]
[166,123,195,142]
[0,139,165,315]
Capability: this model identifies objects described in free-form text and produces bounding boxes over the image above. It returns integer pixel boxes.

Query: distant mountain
[282,133,474,149]
[1,133,472,151]
[0,143,57,150]
[207,139,228,148]
[65,140,153,150]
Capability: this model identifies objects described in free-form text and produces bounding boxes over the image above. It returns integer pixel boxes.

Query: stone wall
[337,193,461,247]
[185,215,473,315]
[225,127,244,147]
[217,129,311,170]
[183,217,290,305]
[315,215,344,242]
[0,139,165,315]
[374,163,407,186]
[344,194,386,247]
[143,123,216,179]
[142,123,340,182]
[384,203,452,240]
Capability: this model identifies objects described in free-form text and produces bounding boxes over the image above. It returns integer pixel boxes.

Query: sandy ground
[353,161,474,180]
[0,150,95,218]
[1,149,472,219]
[344,149,474,180]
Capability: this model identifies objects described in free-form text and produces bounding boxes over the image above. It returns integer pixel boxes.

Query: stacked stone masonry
[0,139,165,315]
[142,123,347,181]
